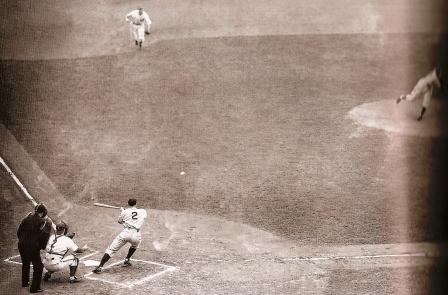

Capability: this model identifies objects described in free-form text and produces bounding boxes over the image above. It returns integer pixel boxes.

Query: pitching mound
[347,99,448,137]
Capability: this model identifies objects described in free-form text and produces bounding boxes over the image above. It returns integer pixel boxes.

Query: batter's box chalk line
[3,254,21,265]
[3,250,99,266]
[83,259,178,288]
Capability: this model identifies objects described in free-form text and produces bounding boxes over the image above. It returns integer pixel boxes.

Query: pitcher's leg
[417,86,433,121]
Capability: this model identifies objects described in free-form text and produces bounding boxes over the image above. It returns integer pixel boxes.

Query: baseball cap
[35,203,48,217]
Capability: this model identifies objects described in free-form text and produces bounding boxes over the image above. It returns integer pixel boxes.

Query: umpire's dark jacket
[17,213,52,251]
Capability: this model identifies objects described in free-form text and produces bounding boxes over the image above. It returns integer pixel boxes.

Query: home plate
[83,260,100,267]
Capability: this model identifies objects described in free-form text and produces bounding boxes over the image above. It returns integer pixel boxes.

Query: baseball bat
[94,202,121,209]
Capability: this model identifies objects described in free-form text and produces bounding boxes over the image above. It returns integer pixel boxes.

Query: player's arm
[17,216,28,239]
[118,209,125,224]
[74,246,87,253]
[38,221,53,249]
[70,240,88,253]
[143,12,151,24]
[125,11,135,22]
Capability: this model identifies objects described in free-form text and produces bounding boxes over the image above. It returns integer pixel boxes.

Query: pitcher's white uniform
[106,207,147,257]
[402,68,441,108]
[43,234,79,272]
[125,10,151,43]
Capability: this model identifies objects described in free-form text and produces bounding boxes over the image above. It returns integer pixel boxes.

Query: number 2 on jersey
[132,212,138,220]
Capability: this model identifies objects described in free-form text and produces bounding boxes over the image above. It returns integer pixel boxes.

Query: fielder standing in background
[93,198,147,273]
[125,7,152,48]
[17,203,53,293]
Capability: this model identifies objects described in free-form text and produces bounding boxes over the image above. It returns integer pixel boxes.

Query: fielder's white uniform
[125,10,151,43]
[106,206,147,257]
[402,68,441,108]
[43,234,79,272]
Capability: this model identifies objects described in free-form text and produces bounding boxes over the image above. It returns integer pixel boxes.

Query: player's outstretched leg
[417,107,427,121]
[93,254,111,274]
[124,247,137,266]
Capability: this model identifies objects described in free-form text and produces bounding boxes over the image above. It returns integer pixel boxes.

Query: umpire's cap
[35,203,48,217]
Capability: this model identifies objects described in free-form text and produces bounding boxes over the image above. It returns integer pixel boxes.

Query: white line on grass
[283,252,430,262]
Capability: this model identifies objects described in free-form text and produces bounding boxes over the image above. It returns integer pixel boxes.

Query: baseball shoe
[92,266,103,274]
[139,41,142,48]
[396,94,406,104]
[145,31,151,35]
[43,272,51,281]
[135,40,138,46]
[123,258,132,267]
[30,289,43,293]
[69,276,81,284]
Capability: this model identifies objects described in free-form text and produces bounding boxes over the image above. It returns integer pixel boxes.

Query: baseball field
[1,0,448,294]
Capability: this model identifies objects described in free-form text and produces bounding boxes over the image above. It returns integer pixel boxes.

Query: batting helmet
[128,198,137,206]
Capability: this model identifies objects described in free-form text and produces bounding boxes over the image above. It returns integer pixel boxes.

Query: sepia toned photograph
[1,0,447,294]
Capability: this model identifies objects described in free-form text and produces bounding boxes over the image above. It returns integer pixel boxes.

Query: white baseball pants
[130,24,145,42]
[43,253,77,272]
[405,68,441,108]
[106,228,141,257]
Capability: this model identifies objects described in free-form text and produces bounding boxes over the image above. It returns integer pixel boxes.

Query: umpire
[17,203,53,293]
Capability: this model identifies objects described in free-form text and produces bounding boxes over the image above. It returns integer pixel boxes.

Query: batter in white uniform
[42,221,87,283]
[125,7,152,48]
[93,198,147,273]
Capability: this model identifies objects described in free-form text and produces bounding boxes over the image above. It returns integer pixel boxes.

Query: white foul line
[79,250,99,261]
[0,156,37,206]
[131,258,176,268]
[283,252,429,262]
[0,156,57,231]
